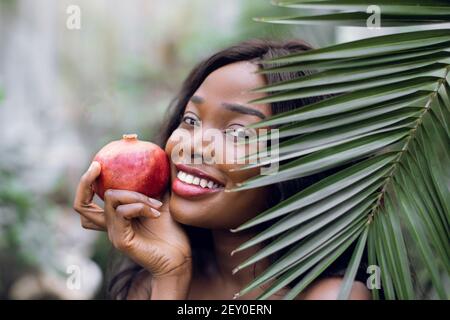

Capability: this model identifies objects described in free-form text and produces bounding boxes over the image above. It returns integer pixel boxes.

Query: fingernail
[148,198,163,208]
[150,208,161,217]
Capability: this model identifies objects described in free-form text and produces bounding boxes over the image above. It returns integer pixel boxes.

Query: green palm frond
[256,0,450,27]
[229,1,450,300]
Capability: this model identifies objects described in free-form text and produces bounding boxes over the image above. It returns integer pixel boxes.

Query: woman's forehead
[196,61,265,99]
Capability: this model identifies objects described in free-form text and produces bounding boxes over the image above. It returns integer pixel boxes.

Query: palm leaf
[229,1,450,300]
[254,12,450,27]
[337,226,368,299]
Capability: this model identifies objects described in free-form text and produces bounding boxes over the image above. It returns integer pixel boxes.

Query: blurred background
[0,0,427,299]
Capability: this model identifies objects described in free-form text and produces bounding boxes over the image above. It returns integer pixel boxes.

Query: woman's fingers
[116,203,161,220]
[103,189,162,252]
[76,202,106,228]
[75,161,101,205]
[103,189,163,210]
[73,161,106,228]
[80,216,106,231]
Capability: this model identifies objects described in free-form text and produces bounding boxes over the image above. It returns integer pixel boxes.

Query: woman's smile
[172,163,225,198]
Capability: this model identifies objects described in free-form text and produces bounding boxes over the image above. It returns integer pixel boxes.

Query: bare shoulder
[297,277,371,300]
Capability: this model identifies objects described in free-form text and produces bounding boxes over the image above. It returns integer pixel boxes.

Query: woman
[73,39,371,300]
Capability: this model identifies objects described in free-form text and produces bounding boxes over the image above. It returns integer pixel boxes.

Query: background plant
[230,0,450,300]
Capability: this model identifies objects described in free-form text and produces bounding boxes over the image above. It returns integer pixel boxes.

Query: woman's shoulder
[125,272,371,300]
[295,277,371,300]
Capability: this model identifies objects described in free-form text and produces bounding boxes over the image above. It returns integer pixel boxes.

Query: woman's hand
[73,162,192,298]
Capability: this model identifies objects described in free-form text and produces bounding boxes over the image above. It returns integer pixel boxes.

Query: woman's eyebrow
[190,95,266,119]
[222,102,266,119]
[190,95,204,104]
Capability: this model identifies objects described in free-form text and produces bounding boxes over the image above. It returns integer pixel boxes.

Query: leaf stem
[368,67,449,222]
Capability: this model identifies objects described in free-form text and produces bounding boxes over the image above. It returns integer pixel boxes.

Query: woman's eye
[182,115,200,126]
[226,127,255,140]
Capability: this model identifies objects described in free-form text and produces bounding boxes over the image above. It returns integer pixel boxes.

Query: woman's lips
[175,163,225,186]
[172,178,221,198]
[171,163,225,198]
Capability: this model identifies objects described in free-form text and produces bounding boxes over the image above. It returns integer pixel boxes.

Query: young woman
[73,39,371,300]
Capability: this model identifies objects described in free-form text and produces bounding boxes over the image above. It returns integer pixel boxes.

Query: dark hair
[107,39,367,299]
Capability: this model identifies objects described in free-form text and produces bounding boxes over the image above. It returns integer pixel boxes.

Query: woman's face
[165,61,273,229]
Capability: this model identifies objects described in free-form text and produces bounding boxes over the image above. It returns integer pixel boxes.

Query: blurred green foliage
[0,169,32,298]
[0,169,30,255]
[0,0,336,299]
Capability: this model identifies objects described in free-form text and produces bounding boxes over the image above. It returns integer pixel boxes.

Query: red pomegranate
[93,134,169,200]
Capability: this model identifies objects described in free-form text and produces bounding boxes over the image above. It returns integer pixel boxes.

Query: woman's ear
[298,277,371,300]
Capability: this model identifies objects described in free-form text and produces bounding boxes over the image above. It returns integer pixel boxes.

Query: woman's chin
[169,195,212,228]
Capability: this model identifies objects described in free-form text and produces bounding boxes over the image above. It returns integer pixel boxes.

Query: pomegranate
[93,134,169,200]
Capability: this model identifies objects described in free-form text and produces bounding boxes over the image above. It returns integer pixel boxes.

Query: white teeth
[177,170,221,189]
[178,171,187,181]
[185,174,194,184]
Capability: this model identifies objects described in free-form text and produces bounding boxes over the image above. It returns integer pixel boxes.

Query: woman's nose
[190,127,219,164]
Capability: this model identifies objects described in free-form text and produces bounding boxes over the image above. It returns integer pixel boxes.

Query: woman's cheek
[165,128,190,163]
[221,143,262,184]
[164,138,173,158]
